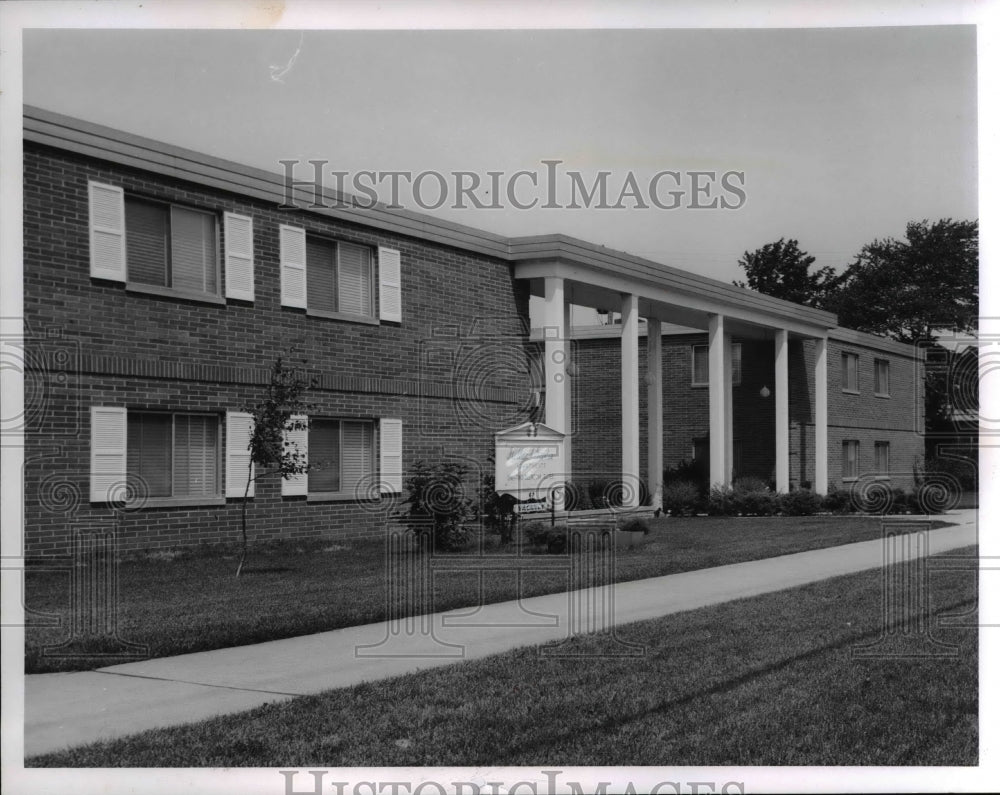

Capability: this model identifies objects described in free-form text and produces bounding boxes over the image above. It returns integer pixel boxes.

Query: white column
[563,300,573,493]
[775,328,790,493]
[708,314,727,488]
[621,294,641,508]
[814,336,828,495]
[723,331,734,482]
[647,317,663,511]
[543,277,568,509]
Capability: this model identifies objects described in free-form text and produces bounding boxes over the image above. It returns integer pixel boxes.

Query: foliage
[777,489,823,516]
[236,356,317,577]
[831,219,978,344]
[822,489,854,514]
[662,480,702,516]
[479,454,519,544]
[563,480,591,511]
[732,476,771,493]
[619,517,651,535]
[924,345,978,440]
[586,479,622,508]
[922,454,978,493]
[727,477,776,516]
[706,485,734,516]
[522,521,568,554]
[401,460,474,551]
[663,458,709,496]
[734,238,842,308]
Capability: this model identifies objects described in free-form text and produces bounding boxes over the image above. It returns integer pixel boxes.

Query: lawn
[27,545,978,767]
[25,514,954,673]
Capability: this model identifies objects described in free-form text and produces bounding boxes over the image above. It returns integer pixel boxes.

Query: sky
[20,24,978,285]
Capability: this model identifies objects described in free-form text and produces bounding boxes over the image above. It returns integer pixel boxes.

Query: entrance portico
[513,235,837,508]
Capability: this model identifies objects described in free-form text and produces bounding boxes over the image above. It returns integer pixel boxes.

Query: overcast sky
[23,25,977,284]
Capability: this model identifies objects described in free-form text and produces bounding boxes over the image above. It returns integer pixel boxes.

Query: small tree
[236,356,316,577]
[401,460,474,552]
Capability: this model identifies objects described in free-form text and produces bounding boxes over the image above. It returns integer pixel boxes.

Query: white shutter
[224,212,255,301]
[281,414,309,497]
[280,224,307,308]
[379,418,403,494]
[378,246,402,323]
[226,411,255,498]
[90,406,127,502]
[88,182,126,281]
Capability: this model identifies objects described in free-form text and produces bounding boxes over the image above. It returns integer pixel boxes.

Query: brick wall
[23,143,533,555]
[571,331,923,495]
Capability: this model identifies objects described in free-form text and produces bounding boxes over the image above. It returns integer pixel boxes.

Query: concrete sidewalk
[24,512,977,757]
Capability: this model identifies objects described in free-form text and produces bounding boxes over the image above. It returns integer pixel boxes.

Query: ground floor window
[308,419,375,497]
[842,439,860,480]
[875,441,890,476]
[127,412,220,497]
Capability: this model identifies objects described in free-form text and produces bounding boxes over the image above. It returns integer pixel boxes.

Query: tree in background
[735,220,979,487]
[831,219,978,344]
[734,238,842,309]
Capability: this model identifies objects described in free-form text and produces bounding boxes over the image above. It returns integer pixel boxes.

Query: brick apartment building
[21,106,924,556]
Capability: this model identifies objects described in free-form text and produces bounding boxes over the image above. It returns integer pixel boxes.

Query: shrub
[664,458,709,495]
[922,454,977,492]
[619,517,650,535]
[778,489,822,516]
[401,460,474,551]
[522,521,568,553]
[730,477,777,516]
[587,479,624,508]
[822,488,853,514]
[662,480,701,516]
[706,485,734,516]
[563,480,590,511]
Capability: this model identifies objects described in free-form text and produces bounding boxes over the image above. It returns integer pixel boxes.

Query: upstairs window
[125,198,219,297]
[841,352,860,393]
[874,358,890,397]
[692,343,742,386]
[306,237,374,319]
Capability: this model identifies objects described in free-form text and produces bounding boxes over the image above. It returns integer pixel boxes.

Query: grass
[25,514,954,673]
[27,545,978,767]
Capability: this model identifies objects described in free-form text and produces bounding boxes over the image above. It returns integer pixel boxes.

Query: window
[875,441,890,476]
[841,352,860,393]
[306,237,373,318]
[692,343,742,386]
[842,439,860,480]
[308,419,375,496]
[874,358,890,396]
[125,197,219,296]
[127,412,220,498]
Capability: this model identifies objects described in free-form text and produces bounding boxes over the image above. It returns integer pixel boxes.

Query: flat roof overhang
[512,235,838,340]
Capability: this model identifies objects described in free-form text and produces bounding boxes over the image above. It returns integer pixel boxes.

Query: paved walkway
[24,511,977,757]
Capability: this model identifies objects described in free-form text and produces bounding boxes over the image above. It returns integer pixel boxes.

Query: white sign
[494,422,566,499]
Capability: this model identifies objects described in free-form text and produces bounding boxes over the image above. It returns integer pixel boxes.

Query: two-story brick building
[21,106,924,556]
